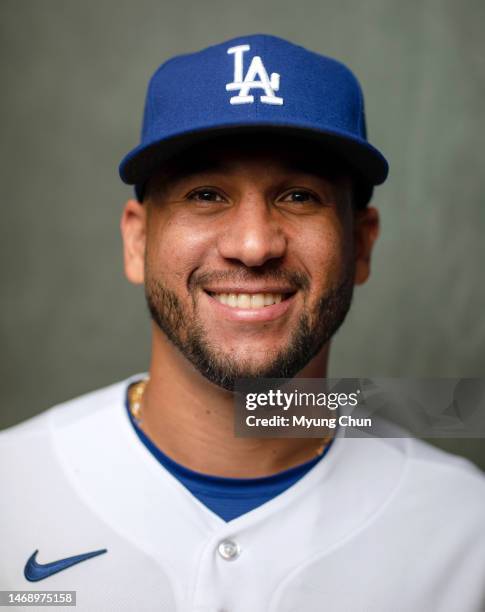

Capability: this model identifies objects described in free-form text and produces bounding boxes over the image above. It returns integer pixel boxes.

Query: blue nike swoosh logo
[24,548,107,582]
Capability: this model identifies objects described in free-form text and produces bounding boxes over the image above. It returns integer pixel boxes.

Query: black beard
[145,268,355,391]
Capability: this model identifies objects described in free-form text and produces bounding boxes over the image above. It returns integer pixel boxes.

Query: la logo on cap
[225,44,284,106]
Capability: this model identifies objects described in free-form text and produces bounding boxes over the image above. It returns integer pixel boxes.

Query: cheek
[292,216,351,287]
[146,211,215,288]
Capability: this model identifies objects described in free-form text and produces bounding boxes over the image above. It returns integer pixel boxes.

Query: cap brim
[119,123,388,200]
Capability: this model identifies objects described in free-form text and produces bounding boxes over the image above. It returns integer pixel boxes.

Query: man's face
[122,137,377,390]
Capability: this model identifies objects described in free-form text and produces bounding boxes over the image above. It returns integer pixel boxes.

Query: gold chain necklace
[128,378,149,423]
[128,378,332,457]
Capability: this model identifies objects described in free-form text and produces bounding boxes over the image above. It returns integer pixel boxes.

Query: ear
[353,206,380,285]
[120,199,146,285]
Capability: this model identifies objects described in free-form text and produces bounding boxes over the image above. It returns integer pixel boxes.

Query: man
[1,34,484,611]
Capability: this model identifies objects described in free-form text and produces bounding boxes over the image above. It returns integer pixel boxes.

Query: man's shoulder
[392,436,485,521]
[0,375,145,526]
[364,422,485,487]
[405,435,485,483]
[335,432,485,532]
[0,375,141,454]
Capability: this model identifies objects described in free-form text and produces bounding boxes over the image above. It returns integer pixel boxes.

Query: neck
[139,324,331,478]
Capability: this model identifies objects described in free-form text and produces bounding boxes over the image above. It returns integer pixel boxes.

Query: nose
[216,197,287,267]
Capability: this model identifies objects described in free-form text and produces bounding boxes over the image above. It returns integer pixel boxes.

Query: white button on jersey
[217,539,240,561]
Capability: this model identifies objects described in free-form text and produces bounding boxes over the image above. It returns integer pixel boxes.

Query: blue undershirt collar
[125,384,331,521]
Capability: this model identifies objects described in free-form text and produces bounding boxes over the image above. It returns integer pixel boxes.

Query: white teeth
[211,292,287,309]
[238,294,251,308]
[251,294,265,308]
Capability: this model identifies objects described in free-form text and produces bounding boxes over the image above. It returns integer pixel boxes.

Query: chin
[219,344,282,365]
[231,360,277,378]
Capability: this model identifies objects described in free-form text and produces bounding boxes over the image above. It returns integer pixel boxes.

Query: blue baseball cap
[119,34,388,203]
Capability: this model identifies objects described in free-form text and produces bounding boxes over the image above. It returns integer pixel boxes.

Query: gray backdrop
[1,1,484,467]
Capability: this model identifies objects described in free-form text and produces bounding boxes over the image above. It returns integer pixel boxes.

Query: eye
[279,189,321,204]
[187,188,226,203]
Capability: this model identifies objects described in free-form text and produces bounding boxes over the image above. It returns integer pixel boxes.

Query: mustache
[189,265,310,292]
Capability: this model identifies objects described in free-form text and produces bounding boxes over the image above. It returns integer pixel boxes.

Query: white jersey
[1,376,485,611]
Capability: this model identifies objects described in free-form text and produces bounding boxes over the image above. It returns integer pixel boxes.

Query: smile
[206,292,290,309]
[203,289,297,323]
